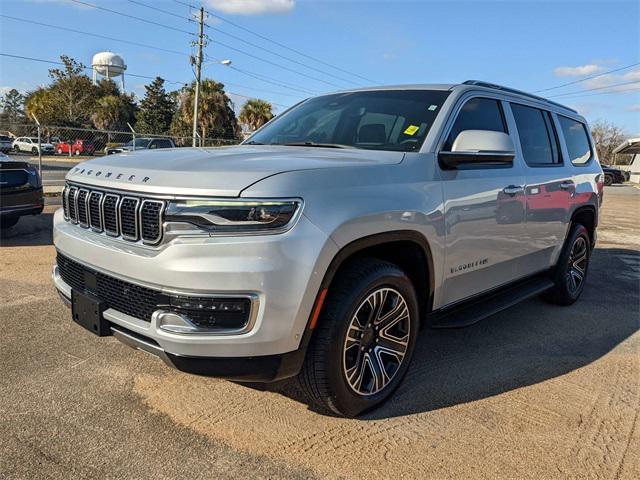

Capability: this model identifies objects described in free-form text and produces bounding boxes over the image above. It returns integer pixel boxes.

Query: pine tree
[136,77,175,134]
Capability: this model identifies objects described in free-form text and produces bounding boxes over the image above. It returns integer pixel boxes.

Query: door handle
[502,185,524,196]
[559,182,573,190]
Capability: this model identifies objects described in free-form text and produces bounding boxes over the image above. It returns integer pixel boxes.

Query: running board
[429,277,554,329]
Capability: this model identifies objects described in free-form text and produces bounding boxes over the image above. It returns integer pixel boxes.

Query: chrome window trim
[102,193,121,237]
[88,191,104,232]
[139,199,165,245]
[119,196,140,241]
[77,188,90,228]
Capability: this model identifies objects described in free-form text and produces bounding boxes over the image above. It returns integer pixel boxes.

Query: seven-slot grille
[62,184,165,245]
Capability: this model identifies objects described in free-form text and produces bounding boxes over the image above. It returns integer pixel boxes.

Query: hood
[65,145,404,197]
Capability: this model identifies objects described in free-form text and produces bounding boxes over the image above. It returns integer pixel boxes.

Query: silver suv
[53,81,603,417]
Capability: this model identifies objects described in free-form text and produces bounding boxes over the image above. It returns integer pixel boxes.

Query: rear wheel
[31,147,37,154]
[604,174,614,186]
[543,224,590,305]
[299,258,419,417]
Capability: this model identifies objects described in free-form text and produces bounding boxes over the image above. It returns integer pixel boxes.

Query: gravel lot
[1,186,638,479]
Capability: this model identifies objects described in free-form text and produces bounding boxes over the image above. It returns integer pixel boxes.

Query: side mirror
[439,130,515,169]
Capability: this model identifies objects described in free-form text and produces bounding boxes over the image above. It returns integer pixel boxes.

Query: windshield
[125,139,151,148]
[247,90,450,152]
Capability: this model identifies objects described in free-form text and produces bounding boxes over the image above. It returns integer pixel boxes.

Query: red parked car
[55,140,95,156]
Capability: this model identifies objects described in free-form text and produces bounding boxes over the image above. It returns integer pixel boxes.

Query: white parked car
[12,137,55,155]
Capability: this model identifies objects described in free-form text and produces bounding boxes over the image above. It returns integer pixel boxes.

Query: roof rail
[462,80,578,113]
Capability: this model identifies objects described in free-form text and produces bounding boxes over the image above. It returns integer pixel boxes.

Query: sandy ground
[1,186,638,479]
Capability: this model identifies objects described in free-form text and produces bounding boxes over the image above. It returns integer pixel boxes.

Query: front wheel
[604,174,614,186]
[31,147,37,154]
[543,224,591,305]
[299,258,419,417]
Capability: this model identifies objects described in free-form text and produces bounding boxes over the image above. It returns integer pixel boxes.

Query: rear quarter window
[558,116,593,166]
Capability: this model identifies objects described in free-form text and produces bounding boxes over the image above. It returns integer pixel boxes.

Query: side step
[429,277,554,329]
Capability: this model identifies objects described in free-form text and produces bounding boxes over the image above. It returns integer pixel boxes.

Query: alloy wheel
[566,236,588,294]
[343,288,411,396]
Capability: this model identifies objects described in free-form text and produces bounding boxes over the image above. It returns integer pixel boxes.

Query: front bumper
[0,187,44,217]
[52,207,337,372]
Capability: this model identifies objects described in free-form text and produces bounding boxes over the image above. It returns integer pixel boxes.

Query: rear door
[507,103,573,275]
[438,95,527,306]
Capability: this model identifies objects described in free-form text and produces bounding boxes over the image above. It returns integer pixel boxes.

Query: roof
[613,138,640,155]
[322,80,577,114]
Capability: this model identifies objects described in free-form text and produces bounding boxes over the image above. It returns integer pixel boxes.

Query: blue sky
[1,0,638,134]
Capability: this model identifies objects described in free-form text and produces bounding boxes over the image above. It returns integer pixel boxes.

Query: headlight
[164,199,302,234]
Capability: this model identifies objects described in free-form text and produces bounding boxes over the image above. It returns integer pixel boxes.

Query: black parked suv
[0,154,44,229]
[601,165,628,185]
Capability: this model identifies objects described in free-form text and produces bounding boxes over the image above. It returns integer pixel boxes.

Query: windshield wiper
[283,142,350,149]
[243,140,265,145]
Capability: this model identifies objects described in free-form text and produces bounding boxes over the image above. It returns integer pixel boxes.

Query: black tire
[543,224,590,306]
[604,174,614,186]
[299,258,419,417]
[0,217,19,230]
[31,147,37,154]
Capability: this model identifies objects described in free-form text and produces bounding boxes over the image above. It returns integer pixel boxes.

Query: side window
[156,139,172,148]
[149,140,158,149]
[558,116,593,165]
[443,97,506,150]
[511,104,560,166]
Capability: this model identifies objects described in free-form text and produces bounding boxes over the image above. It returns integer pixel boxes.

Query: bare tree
[590,119,628,165]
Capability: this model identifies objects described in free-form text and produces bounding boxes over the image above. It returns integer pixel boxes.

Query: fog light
[166,296,252,330]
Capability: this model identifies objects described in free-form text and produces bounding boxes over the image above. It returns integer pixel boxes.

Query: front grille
[88,191,103,231]
[77,189,89,227]
[103,194,119,236]
[63,183,164,245]
[67,186,78,222]
[120,197,139,240]
[62,186,69,219]
[140,200,163,243]
[57,252,164,322]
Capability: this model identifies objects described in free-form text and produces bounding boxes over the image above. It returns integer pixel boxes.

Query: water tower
[92,52,127,90]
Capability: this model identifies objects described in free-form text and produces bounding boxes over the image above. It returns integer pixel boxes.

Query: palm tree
[91,95,131,143]
[239,99,274,132]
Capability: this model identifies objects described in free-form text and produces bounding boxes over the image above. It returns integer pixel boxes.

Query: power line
[204,22,362,87]
[227,64,317,95]
[0,52,290,108]
[2,14,311,99]
[534,62,640,93]
[548,80,640,98]
[209,37,343,88]
[0,14,190,57]
[126,0,192,21]
[549,86,640,101]
[69,0,195,36]
[173,0,377,84]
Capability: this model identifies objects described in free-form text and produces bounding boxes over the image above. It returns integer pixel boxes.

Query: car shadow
[263,247,639,419]
[0,212,53,247]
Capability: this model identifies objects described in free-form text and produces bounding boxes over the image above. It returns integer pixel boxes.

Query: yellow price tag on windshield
[404,125,419,136]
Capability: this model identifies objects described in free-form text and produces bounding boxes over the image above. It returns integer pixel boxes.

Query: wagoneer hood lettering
[66,146,404,197]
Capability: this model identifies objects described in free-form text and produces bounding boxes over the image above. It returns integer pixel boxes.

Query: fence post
[68,140,72,158]
[31,113,42,177]
[127,123,136,151]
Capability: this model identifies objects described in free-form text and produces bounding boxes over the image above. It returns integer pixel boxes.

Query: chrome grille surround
[63,183,165,246]
[76,188,90,228]
[67,185,79,223]
[88,191,103,232]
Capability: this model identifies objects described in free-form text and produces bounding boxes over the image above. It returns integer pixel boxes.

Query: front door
[438,96,527,307]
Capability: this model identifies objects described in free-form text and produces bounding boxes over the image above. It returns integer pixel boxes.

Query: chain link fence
[0,123,241,162]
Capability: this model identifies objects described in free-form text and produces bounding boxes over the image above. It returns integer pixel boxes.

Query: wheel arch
[570,205,597,250]
[307,230,435,335]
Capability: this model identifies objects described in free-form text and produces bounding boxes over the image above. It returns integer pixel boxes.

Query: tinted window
[511,104,560,165]
[558,116,592,165]
[249,90,450,152]
[154,139,172,148]
[444,98,506,150]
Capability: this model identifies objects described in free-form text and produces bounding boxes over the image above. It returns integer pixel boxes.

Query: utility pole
[191,7,205,147]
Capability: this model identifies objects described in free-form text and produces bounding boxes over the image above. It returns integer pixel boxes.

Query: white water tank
[92,52,127,89]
